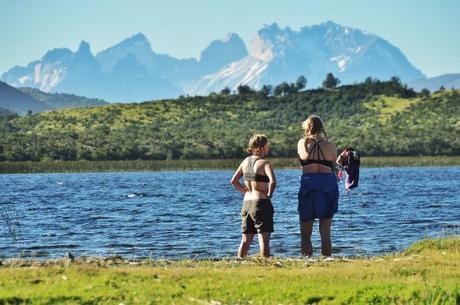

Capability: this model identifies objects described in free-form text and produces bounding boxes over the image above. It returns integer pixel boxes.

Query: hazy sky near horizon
[1,0,459,77]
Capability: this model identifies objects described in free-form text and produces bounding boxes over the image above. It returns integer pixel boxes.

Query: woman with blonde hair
[297,115,339,257]
[231,134,276,258]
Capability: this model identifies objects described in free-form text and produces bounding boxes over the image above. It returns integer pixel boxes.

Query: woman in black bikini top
[297,115,339,257]
[298,138,334,170]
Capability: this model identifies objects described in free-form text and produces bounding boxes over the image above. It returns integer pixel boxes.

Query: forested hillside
[0,79,458,161]
[19,87,108,110]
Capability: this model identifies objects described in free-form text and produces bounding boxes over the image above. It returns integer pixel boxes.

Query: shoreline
[0,255,403,268]
[1,156,459,174]
[1,236,458,268]
[0,237,458,304]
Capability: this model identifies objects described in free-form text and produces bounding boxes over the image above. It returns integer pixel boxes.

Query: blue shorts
[298,173,339,221]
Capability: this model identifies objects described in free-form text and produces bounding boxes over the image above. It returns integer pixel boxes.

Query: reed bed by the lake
[0,156,459,174]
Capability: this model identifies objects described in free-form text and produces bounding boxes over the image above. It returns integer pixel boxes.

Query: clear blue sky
[1,0,459,77]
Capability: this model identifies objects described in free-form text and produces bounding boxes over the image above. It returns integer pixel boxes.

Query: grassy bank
[0,156,459,174]
[0,237,459,304]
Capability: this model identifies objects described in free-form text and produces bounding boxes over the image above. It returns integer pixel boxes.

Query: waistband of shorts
[301,172,336,178]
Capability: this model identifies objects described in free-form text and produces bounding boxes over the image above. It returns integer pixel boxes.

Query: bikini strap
[305,138,326,160]
[316,140,326,160]
[306,138,317,160]
[249,155,262,175]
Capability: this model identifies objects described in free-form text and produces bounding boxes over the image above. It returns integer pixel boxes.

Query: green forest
[0,78,459,161]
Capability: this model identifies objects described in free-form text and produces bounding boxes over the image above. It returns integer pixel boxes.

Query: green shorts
[241,199,274,234]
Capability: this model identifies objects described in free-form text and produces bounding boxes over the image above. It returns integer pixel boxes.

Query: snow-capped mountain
[2,47,73,92]
[1,32,248,101]
[1,21,428,101]
[189,22,425,95]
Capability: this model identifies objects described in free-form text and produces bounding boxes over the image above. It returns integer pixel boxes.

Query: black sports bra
[243,156,270,183]
[298,139,334,170]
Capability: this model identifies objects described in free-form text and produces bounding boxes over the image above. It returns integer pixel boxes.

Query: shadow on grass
[0,296,104,305]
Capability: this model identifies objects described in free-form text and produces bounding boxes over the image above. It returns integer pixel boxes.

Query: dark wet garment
[338,149,360,191]
[298,173,339,220]
[298,139,334,170]
[243,156,270,183]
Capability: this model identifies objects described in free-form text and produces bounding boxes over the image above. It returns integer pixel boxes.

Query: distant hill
[19,87,108,109]
[0,107,15,117]
[0,80,458,161]
[408,73,460,92]
[2,21,428,101]
[0,81,109,115]
[0,81,49,115]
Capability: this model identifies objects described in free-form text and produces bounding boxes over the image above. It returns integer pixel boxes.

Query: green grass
[2,84,459,161]
[364,95,420,123]
[0,156,459,174]
[0,237,458,304]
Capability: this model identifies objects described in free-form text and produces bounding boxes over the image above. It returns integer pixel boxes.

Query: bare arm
[264,161,276,198]
[336,147,345,165]
[297,139,306,159]
[336,155,343,164]
[230,163,246,194]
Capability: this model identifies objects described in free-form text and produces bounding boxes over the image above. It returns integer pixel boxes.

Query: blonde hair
[301,115,328,139]
[246,134,268,155]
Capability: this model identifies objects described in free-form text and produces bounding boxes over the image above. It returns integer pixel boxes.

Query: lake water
[0,167,459,259]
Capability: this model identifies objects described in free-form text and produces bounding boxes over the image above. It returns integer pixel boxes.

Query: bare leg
[300,218,314,257]
[238,233,254,258]
[319,218,332,256]
[257,232,271,257]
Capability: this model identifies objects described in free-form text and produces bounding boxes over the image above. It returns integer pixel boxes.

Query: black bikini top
[298,139,334,170]
[243,156,270,183]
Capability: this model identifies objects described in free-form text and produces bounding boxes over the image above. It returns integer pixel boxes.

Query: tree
[237,85,254,95]
[420,88,430,97]
[274,82,291,96]
[258,85,272,98]
[390,76,401,85]
[295,75,307,91]
[220,87,231,95]
[322,73,340,89]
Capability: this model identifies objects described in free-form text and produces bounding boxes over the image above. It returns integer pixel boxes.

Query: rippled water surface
[0,167,459,258]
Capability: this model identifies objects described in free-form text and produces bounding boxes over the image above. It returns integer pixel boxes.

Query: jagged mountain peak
[95,33,154,73]
[77,41,91,55]
[200,33,246,56]
[130,32,149,42]
[1,21,433,101]
[191,21,426,95]
[41,48,73,63]
[258,23,291,40]
[108,33,151,49]
[114,32,152,50]
[198,33,248,74]
[318,20,348,30]
[221,33,239,43]
[261,22,282,32]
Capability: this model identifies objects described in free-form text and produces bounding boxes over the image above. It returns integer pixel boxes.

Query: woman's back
[298,137,337,173]
[242,156,270,199]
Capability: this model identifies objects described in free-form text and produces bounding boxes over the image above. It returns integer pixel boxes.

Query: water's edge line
[1,156,459,174]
